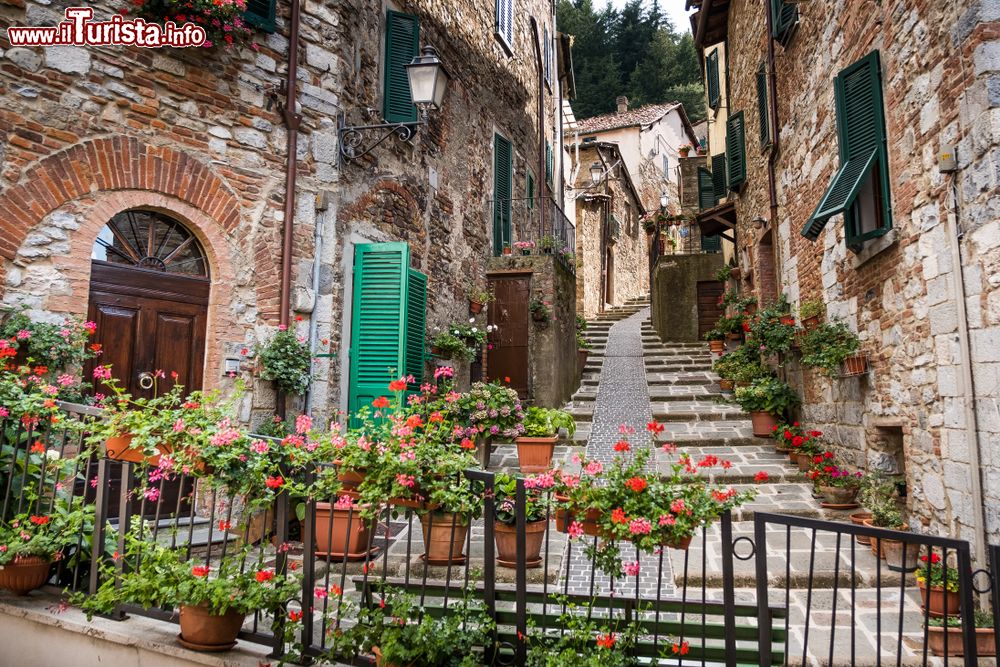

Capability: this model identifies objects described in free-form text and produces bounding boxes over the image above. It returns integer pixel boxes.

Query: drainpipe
[276,0,302,420]
[947,174,988,568]
[763,0,782,298]
[530,17,546,237]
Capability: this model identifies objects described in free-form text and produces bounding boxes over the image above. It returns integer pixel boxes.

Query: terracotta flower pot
[0,555,50,595]
[313,502,375,560]
[735,381,750,388]
[750,411,779,438]
[883,538,920,572]
[802,315,820,331]
[554,497,603,537]
[851,511,873,545]
[919,581,962,618]
[104,434,170,466]
[502,247,512,256]
[726,332,741,341]
[577,349,589,369]
[177,603,245,651]
[666,534,693,550]
[795,452,813,472]
[708,340,725,353]
[419,512,468,565]
[862,519,909,560]
[780,316,796,326]
[818,485,859,505]
[926,624,996,657]
[469,300,484,314]
[515,436,558,473]
[842,354,869,376]
[494,519,547,568]
[719,378,734,391]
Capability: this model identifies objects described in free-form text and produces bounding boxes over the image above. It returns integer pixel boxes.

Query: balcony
[488,196,576,274]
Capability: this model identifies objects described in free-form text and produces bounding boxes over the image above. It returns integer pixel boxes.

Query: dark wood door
[487,275,530,399]
[696,281,725,338]
[86,261,209,516]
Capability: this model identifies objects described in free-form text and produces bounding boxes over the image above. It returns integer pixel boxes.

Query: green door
[348,242,427,418]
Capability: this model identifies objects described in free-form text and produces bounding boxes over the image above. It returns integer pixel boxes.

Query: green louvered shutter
[545,141,553,186]
[707,49,720,110]
[698,167,715,211]
[756,64,770,149]
[771,0,798,46]
[802,51,890,243]
[726,112,746,189]
[493,134,513,255]
[244,0,275,32]
[526,171,535,209]
[711,153,727,202]
[404,268,427,382]
[701,233,721,252]
[383,11,419,124]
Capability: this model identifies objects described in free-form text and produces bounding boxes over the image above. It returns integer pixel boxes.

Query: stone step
[650,402,746,422]
[655,420,761,447]
[648,385,726,402]
[646,372,717,386]
[567,405,594,422]
[645,351,715,360]
[644,361,714,372]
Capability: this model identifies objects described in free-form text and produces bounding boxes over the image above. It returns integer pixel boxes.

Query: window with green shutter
[244,0,275,32]
[348,242,427,419]
[383,11,419,124]
[726,111,746,190]
[771,0,798,46]
[802,51,891,251]
[756,63,770,149]
[495,0,514,54]
[707,49,721,110]
[493,133,513,255]
[701,233,721,252]
[711,153,727,201]
[698,166,715,211]
[545,141,553,187]
[526,171,535,210]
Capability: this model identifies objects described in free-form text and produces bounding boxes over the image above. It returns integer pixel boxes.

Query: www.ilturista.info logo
[7,7,207,48]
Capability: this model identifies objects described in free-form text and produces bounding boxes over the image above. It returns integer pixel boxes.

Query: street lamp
[590,162,604,185]
[338,45,450,162]
[659,192,668,210]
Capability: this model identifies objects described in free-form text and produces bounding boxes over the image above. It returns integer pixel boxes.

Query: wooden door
[696,281,725,338]
[487,275,530,399]
[86,262,209,517]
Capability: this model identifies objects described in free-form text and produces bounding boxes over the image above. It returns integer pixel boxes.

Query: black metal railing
[489,196,576,273]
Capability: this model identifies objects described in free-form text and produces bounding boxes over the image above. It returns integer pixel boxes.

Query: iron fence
[488,196,577,274]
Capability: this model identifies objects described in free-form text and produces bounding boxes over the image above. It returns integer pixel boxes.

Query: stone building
[689,0,1000,552]
[566,140,646,319]
[0,0,576,422]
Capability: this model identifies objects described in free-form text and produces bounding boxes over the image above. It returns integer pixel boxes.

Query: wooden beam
[694,0,714,49]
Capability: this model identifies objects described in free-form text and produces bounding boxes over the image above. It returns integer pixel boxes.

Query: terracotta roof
[576,103,681,134]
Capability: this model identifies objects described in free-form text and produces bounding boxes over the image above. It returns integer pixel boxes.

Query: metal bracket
[337,111,422,166]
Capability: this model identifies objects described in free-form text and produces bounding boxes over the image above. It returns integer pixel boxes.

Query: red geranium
[388,379,407,392]
[372,396,390,409]
[625,477,647,493]
[611,508,627,524]
[255,569,275,583]
[191,565,210,577]
[596,633,616,649]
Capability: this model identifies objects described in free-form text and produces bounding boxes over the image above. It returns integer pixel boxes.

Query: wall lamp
[338,45,450,162]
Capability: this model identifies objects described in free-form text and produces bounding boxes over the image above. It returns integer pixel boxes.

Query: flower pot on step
[0,555,50,595]
[926,624,997,657]
[495,519,546,568]
[177,603,245,652]
[818,485,859,505]
[719,378,734,391]
[796,452,813,472]
[851,511,873,545]
[750,411,779,437]
[918,581,962,618]
[313,501,375,560]
[419,512,469,565]
[515,436,558,473]
[708,340,725,353]
[883,537,920,573]
[577,349,589,370]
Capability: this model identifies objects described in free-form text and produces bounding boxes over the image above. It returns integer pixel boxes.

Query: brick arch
[0,136,242,263]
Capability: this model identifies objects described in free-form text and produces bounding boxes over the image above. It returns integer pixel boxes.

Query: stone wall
[650,253,724,342]
[715,0,1000,545]
[0,0,562,425]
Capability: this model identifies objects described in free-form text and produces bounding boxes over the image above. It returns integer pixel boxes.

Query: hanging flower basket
[125,0,256,50]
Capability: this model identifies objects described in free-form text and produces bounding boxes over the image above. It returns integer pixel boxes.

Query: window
[711,153,727,200]
[383,11,419,123]
[771,0,798,46]
[756,63,770,149]
[582,136,597,144]
[493,134,513,255]
[348,242,427,419]
[725,111,746,190]
[707,48,721,111]
[526,171,535,210]
[495,0,514,54]
[545,141,553,187]
[662,155,670,179]
[244,0,275,33]
[802,51,892,252]
[544,25,552,85]
[698,167,715,211]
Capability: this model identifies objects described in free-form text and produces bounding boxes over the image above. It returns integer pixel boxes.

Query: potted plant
[515,407,575,473]
[466,285,493,314]
[915,550,962,617]
[127,0,255,49]
[253,326,312,395]
[0,501,89,595]
[771,421,804,454]
[513,240,535,256]
[800,321,862,378]
[717,314,745,341]
[732,377,800,437]
[926,612,996,657]
[493,473,551,568]
[787,430,824,471]
[799,299,824,330]
[529,297,551,324]
[715,265,733,283]
[76,540,298,652]
[747,298,798,357]
[679,144,692,157]
[704,328,726,354]
[808,459,863,505]
[524,600,645,666]
[539,235,560,254]
[454,380,525,467]
[860,476,908,559]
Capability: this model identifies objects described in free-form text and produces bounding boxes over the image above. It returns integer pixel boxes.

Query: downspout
[763,0,782,297]
[275,0,302,419]
[530,17,546,237]
[947,174,988,568]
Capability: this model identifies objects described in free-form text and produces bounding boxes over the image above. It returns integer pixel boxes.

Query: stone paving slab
[648,385,726,401]
[650,401,746,421]
[646,371,717,385]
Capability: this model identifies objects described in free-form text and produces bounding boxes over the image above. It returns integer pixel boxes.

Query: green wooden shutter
[707,49,720,110]
[495,0,513,51]
[802,51,889,242]
[383,11,419,124]
[711,153,727,201]
[526,171,535,210]
[701,233,721,252]
[698,167,715,211]
[244,0,276,32]
[404,268,427,382]
[771,0,798,46]
[493,134,513,255]
[726,111,746,189]
[545,141,553,186]
[349,242,408,416]
[756,63,770,149]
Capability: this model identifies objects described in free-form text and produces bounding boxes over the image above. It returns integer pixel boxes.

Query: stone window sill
[851,228,898,269]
